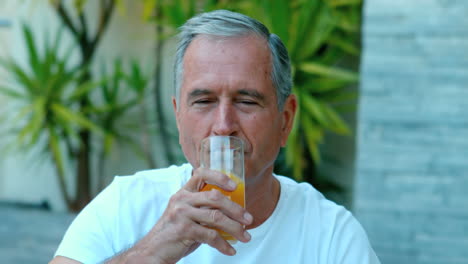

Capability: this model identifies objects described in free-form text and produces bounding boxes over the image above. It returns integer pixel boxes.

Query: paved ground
[0,204,76,264]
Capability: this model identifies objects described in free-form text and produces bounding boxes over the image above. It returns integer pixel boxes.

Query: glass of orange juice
[199,136,245,243]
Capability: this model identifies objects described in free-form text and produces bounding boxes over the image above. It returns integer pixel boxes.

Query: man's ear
[172,96,180,130]
[172,96,178,112]
[280,94,297,147]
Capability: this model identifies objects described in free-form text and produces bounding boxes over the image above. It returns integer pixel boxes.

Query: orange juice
[200,173,245,241]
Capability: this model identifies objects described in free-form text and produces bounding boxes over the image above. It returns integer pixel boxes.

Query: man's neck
[245,170,281,229]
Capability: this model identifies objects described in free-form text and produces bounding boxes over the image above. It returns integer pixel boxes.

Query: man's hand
[111,167,253,264]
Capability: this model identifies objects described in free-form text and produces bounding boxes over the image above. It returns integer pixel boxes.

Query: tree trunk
[72,129,91,211]
[51,0,116,211]
[70,69,93,211]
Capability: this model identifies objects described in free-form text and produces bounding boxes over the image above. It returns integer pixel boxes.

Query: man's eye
[239,100,257,105]
[194,99,213,104]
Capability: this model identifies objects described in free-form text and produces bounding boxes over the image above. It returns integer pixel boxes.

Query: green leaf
[142,0,157,20]
[17,97,46,146]
[288,0,319,54]
[303,77,351,93]
[0,86,27,99]
[51,103,104,135]
[295,3,334,60]
[264,0,290,44]
[21,24,40,74]
[99,63,112,101]
[52,25,65,55]
[163,1,185,27]
[29,97,46,143]
[12,104,35,124]
[202,0,219,11]
[321,104,351,135]
[109,59,123,102]
[186,0,196,18]
[103,133,115,154]
[115,98,139,115]
[322,90,358,104]
[8,61,37,94]
[327,109,351,135]
[299,62,359,82]
[47,125,67,191]
[334,103,357,113]
[73,0,86,13]
[302,116,324,143]
[331,9,361,33]
[327,34,360,56]
[302,92,350,135]
[301,93,328,126]
[125,61,148,95]
[67,80,101,102]
[329,0,362,7]
[53,110,80,142]
[82,104,112,114]
[302,116,322,164]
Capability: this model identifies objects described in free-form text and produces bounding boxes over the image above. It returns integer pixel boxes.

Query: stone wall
[355,0,468,263]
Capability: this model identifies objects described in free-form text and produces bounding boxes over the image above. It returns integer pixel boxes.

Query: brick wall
[355,0,468,263]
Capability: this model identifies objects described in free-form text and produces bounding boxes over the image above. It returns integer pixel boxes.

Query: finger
[170,189,248,226]
[191,189,253,226]
[185,168,237,192]
[188,222,237,256]
[191,206,251,243]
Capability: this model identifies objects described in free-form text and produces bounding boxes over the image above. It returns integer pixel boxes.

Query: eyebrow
[238,89,265,102]
[186,88,266,102]
[187,89,212,102]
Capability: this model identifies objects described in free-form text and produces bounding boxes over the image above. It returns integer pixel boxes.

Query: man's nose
[212,102,239,136]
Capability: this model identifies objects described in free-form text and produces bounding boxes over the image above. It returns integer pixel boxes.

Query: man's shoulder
[275,175,352,222]
[274,175,376,258]
[275,174,324,202]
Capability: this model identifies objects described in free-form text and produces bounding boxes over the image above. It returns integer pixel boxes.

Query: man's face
[173,34,296,181]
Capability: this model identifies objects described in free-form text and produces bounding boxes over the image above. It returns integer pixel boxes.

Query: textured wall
[355,0,468,263]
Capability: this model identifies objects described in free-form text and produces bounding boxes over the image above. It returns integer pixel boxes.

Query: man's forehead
[179,32,275,103]
[182,33,272,71]
[185,34,270,62]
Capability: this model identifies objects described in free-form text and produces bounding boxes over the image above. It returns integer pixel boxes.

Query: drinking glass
[199,136,245,243]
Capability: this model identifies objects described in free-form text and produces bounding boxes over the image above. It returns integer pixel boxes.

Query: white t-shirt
[55,164,380,263]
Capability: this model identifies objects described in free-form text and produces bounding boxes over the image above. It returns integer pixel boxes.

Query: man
[51,10,380,264]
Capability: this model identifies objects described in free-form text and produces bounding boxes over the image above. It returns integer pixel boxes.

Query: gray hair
[174,9,292,110]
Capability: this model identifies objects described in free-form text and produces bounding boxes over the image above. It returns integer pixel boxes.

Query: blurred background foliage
[0,0,361,211]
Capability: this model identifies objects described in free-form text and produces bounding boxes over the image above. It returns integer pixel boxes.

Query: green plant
[92,59,154,190]
[233,0,361,186]
[0,22,153,211]
[0,24,103,208]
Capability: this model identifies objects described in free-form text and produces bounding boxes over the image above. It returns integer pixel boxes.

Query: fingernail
[244,212,253,223]
[228,180,237,190]
[244,231,251,240]
[229,247,236,256]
